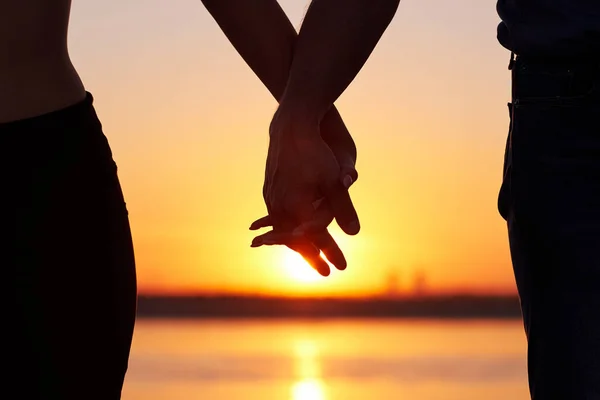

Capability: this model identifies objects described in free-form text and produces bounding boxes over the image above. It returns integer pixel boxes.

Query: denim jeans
[498,55,600,399]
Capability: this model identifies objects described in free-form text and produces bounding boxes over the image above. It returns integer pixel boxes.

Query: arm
[277,0,400,125]
[201,0,296,101]
[257,0,398,237]
[201,0,356,164]
[202,0,357,273]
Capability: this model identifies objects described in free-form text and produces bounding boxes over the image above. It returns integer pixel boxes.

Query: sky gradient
[68,0,514,297]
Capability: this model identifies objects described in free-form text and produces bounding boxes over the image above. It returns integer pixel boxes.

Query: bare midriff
[0,0,86,123]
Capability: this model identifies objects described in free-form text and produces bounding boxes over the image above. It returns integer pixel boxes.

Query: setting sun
[281,249,326,283]
[72,0,517,297]
[291,379,327,400]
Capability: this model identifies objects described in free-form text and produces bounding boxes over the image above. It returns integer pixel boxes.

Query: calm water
[123,319,529,400]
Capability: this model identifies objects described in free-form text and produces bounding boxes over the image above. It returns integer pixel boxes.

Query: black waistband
[0,91,104,155]
[0,92,95,134]
[515,52,600,66]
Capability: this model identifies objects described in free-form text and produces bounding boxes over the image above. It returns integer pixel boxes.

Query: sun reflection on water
[292,379,326,400]
[291,340,328,400]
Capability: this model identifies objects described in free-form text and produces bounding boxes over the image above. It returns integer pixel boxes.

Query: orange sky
[68,0,515,297]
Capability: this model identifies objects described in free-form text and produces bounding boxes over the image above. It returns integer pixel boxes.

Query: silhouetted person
[2,1,136,399]
[1,1,358,398]
[498,2,600,398]
[1,1,142,399]
[213,1,600,399]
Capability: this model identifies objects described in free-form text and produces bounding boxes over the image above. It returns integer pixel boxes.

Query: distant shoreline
[136,294,522,319]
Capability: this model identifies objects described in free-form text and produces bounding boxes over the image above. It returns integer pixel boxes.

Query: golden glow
[70,0,517,297]
[281,250,326,283]
[292,379,327,400]
[292,339,327,400]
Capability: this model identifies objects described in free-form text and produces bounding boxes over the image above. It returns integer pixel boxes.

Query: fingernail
[251,238,262,247]
[318,268,331,277]
[343,175,353,189]
[312,198,324,209]
[347,220,360,235]
[292,226,305,237]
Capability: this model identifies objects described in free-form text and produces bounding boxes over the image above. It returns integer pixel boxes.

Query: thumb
[339,166,358,189]
[321,179,360,236]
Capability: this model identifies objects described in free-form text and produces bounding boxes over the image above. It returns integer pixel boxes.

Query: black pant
[499,55,600,399]
[2,93,137,399]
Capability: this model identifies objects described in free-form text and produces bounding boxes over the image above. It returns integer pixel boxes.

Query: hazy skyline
[68,0,514,296]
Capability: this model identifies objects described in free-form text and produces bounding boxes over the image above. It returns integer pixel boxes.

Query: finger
[320,180,360,236]
[312,197,325,209]
[269,206,299,232]
[250,231,332,276]
[249,215,272,230]
[291,201,334,236]
[339,166,358,189]
[288,242,331,277]
[308,230,347,271]
[251,230,302,247]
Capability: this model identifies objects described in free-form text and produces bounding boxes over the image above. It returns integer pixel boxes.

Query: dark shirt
[497,0,600,57]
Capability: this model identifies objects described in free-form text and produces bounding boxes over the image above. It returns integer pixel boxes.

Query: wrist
[276,83,333,124]
[269,102,322,140]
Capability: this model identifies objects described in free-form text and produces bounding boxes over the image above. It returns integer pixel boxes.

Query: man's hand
[250,106,359,276]
[249,200,348,277]
[249,108,360,276]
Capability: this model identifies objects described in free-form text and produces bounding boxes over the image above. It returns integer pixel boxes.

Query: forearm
[278,0,400,123]
[201,0,355,161]
[201,0,295,100]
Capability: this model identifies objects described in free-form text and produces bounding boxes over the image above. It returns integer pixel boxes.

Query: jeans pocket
[498,102,513,221]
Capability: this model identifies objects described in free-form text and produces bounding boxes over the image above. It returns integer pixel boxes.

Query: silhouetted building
[385,269,401,298]
[412,269,428,297]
